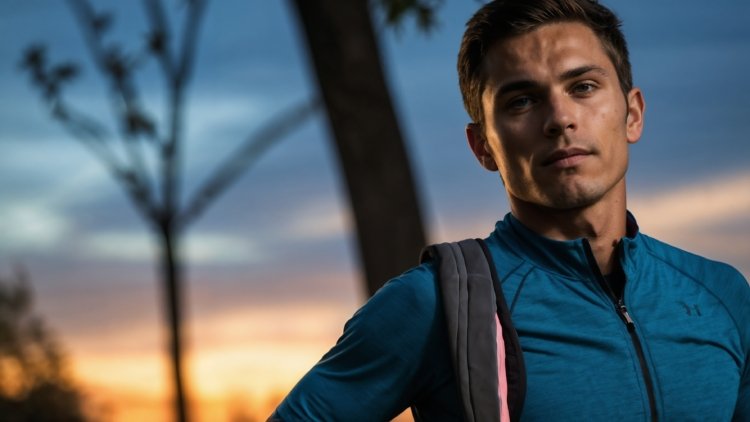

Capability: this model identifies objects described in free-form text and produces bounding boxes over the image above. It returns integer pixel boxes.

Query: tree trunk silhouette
[159,223,187,422]
[290,0,428,296]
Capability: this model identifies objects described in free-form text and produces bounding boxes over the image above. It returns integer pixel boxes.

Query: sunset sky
[1,0,748,420]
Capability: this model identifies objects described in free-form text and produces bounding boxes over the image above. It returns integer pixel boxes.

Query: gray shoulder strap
[422,239,501,422]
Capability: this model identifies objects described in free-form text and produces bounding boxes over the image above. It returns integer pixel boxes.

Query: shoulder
[638,233,748,292]
[343,261,442,353]
[637,233,750,340]
[362,261,440,319]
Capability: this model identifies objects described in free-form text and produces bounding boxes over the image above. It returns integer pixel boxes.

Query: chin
[539,183,608,210]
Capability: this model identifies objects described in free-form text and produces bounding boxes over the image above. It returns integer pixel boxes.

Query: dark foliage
[0,270,88,422]
[373,0,444,32]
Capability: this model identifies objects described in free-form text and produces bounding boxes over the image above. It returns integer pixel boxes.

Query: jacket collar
[491,212,642,280]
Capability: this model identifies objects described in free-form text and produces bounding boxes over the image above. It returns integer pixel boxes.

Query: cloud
[630,171,750,275]
[185,232,263,264]
[629,171,750,233]
[0,156,112,254]
[430,199,506,245]
[0,202,70,252]
[79,230,263,265]
[184,95,263,144]
[0,136,111,196]
[279,198,352,241]
[79,231,156,262]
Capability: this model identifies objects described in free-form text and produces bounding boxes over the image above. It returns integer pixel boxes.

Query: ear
[466,123,499,171]
[625,88,645,144]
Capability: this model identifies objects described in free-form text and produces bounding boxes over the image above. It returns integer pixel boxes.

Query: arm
[272,264,443,422]
[731,273,750,421]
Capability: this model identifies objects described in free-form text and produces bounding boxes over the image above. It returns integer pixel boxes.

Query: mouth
[541,147,592,168]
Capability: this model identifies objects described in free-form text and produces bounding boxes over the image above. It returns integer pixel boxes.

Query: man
[271,0,750,420]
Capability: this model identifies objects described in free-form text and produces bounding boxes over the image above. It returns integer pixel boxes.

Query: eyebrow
[496,65,609,97]
[559,65,608,81]
[497,80,541,97]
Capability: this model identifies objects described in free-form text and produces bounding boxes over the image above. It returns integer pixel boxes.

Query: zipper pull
[618,301,636,331]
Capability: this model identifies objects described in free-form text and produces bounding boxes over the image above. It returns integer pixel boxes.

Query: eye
[571,82,597,95]
[506,95,536,111]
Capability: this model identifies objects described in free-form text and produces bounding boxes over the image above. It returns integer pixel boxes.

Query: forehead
[482,22,614,86]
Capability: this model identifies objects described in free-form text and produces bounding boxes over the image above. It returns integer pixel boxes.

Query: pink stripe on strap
[496,316,510,422]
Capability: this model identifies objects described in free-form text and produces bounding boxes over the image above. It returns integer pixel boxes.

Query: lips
[542,147,591,168]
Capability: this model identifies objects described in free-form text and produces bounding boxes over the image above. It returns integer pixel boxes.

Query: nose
[542,93,576,138]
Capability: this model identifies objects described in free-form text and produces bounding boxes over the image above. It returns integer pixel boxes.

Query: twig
[142,0,176,80]
[66,0,157,210]
[178,97,320,228]
[158,0,208,227]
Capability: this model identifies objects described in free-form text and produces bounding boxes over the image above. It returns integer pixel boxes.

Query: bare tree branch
[176,0,207,85]
[179,97,320,228]
[142,0,176,80]
[54,104,120,169]
[159,0,208,226]
[52,102,160,223]
[66,0,158,209]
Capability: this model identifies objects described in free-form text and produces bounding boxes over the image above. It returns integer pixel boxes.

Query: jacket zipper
[582,240,658,421]
[615,300,658,422]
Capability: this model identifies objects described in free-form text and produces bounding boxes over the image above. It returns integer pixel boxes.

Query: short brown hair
[458,0,632,125]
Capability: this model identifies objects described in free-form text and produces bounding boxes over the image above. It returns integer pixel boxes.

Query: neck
[509,184,627,275]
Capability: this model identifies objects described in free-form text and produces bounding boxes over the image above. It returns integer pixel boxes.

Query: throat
[603,259,626,300]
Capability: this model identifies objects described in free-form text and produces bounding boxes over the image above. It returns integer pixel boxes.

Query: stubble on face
[536,114,630,211]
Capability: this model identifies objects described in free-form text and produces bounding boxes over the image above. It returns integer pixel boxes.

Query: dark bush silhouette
[0,269,88,422]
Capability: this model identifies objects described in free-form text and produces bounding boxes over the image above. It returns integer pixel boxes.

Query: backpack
[420,239,526,422]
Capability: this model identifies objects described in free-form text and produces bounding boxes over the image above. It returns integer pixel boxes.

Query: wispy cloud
[185,232,263,264]
[0,203,69,251]
[79,230,263,265]
[630,170,750,275]
[184,95,263,145]
[280,198,352,241]
[78,231,155,262]
[629,171,750,233]
[0,159,109,253]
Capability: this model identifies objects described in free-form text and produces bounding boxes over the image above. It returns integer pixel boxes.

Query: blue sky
[0,0,748,418]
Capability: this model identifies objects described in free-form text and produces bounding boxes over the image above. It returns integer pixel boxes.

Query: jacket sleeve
[731,273,750,421]
[272,263,443,422]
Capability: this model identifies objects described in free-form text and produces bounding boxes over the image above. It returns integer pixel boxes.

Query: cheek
[495,121,537,157]
[589,101,628,149]
[490,123,547,183]
[493,136,527,171]
[493,142,538,189]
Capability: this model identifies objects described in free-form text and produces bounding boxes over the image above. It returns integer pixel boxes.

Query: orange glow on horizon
[67,301,371,421]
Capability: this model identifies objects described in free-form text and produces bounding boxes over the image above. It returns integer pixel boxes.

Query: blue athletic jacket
[274,213,750,421]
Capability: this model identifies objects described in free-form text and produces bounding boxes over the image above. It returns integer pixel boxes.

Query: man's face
[467,22,644,210]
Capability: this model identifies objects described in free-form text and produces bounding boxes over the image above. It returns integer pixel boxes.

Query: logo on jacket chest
[677,301,702,316]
